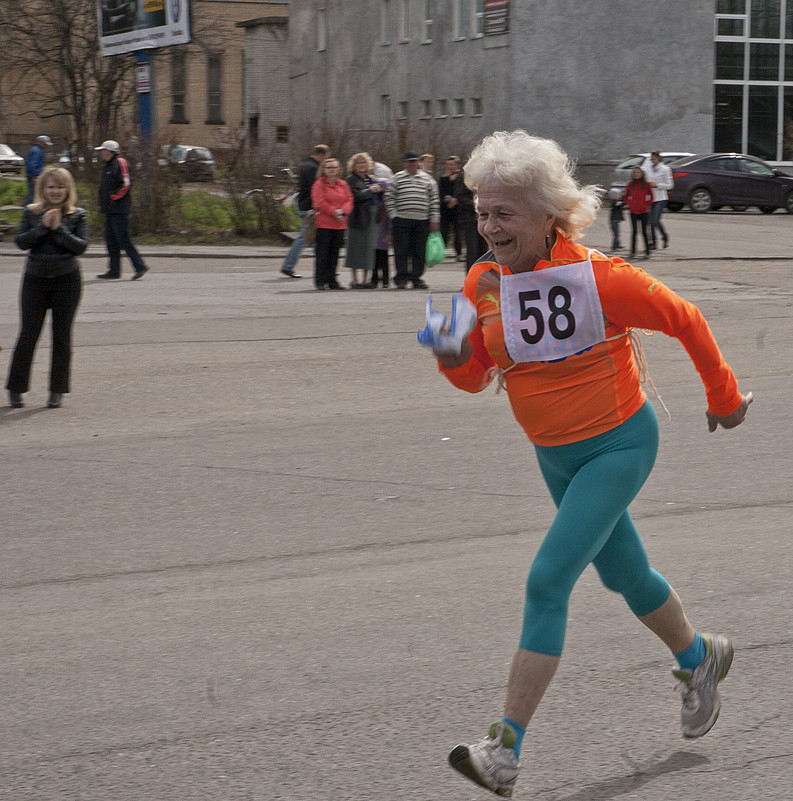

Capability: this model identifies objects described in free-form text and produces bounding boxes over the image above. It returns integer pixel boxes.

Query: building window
[472,0,484,35]
[397,101,409,118]
[422,0,433,41]
[399,0,409,40]
[471,96,482,115]
[453,0,467,37]
[170,51,187,123]
[713,0,793,160]
[436,98,448,117]
[421,99,431,118]
[318,7,327,51]
[381,94,391,127]
[276,126,289,144]
[207,53,223,124]
[381,0,392,43]
[453,98,465,115]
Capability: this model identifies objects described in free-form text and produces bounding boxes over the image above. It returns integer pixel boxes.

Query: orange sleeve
[437,264,496,393]
[599,260,742,416]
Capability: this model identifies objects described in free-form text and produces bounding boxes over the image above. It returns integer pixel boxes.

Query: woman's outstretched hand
[707,391,753,432]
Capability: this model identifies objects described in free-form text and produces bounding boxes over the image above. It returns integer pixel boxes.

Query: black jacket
[296,155,321,211]
[16,207,89,278]
[98,153,133,214]
[346,173,376,229]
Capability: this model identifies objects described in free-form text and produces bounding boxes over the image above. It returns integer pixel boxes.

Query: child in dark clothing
[609,187,625,251]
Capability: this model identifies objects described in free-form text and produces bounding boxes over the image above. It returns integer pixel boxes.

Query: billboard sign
[99,0,192,57]
[483,0,509,35]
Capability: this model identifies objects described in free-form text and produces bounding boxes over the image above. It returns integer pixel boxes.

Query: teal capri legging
[521,401,671,656]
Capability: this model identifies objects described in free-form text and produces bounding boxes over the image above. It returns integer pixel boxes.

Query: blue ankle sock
[501,717,526,758]
[674,632,706,672]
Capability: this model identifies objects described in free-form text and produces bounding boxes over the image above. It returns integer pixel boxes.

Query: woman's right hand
[42,209,61,230]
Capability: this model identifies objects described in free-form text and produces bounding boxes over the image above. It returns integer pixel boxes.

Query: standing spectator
[624,166,653,259]
[609,186,625,250]
[371,160,394,288]
[280,144,330,278]
[452,166,489,271]
[419,153,436,176]
[643,151,674,249]
[311,158,353,290]
[7,167,87,409]
[95,140,149,281]
[385,150,440,290]
[24,135,52,206]
[439,156,463,262]
[345,152,383,288]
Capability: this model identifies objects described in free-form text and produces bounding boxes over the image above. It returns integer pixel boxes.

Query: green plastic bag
[425,231,446,268]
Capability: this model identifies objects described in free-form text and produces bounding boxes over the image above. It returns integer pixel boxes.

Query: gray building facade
[287,0,715,166]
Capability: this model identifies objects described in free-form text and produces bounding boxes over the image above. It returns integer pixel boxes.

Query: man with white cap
[24,135,52,206]
[95,139,149,280]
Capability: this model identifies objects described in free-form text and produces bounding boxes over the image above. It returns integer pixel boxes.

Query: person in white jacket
[642,151,674,249]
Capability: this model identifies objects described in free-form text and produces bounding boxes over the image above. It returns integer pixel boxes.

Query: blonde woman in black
[7,167,88,409]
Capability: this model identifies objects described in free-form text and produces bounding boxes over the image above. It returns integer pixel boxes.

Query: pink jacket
[311,177,353,229]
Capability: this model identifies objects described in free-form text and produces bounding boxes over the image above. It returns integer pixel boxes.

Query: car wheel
[666,202,683,212]
[689,188,713,213]
[730,205,748,212]
[785,192,793,214]
[759,206,776,214]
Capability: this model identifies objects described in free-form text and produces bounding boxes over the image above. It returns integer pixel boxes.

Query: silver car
[612,151,694,189]
[0,144,24,174]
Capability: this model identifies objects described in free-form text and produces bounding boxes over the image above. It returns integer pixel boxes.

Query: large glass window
[748,85,778,159]
[714,85,743,152]
[782,87,793,159]
[170,51,187,124]
[750,0,780,37]
[749,42,779,79]
[716,41,745,78]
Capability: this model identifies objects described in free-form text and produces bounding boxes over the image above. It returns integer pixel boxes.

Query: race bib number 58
[500,258,606,363]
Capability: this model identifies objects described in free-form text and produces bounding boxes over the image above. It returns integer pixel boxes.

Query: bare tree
[0,0,137,152]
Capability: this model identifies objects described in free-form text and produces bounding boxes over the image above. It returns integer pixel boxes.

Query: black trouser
[105,213,146,276]
[372,249,390,285]
[630,213,650,255]
[392,217,429,287]
[461,220,488,271]
[6,271,82,394]
[440,209,461,256]
[314,227,345,288]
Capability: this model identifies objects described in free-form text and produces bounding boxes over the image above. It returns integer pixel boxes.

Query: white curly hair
[464,130,604,240]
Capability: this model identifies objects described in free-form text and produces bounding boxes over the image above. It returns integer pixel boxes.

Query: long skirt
[345,206,378,270]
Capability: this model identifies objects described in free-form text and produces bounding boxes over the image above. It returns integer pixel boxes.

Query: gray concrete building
[284,0,793,169]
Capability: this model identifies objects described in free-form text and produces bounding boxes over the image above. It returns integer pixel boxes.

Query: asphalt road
[0,209,791,800]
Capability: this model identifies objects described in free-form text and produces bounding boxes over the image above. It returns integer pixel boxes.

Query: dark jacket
[451,170,477,224]
[98,153,133,214]
[16,207,89,278]
[296,155,321,211]
[346,172,377,229]
[438,172,460,220]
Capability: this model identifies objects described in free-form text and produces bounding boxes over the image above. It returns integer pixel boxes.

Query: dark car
[159,145,217,182]
[667,153,793,214]
[0,144,25,173]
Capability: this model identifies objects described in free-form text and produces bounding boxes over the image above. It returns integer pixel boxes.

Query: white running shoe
[673,632,734,738]
[448,721,520,797]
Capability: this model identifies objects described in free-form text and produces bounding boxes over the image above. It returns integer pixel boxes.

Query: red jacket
[311,177,353,229]
[624,179,653,214]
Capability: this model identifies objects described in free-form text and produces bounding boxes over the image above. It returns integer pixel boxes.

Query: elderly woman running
[421,130,752,798]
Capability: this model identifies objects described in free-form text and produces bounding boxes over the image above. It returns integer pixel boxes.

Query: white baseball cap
[37,135,52,145]
[95,140,120,153]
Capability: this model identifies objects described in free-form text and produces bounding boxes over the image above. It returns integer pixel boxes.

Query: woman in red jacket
[624,165,653,259]
[310,158,353,290]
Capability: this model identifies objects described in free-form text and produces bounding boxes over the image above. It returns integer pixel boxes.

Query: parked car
[611,151,694,189]
[666,153,793,214]
[159,145,217,182]
[0,144,25,174]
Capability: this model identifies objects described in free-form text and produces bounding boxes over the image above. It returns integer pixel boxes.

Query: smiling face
[476,178,554,273]
[43,179,68,207]
[632,166,644,181]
